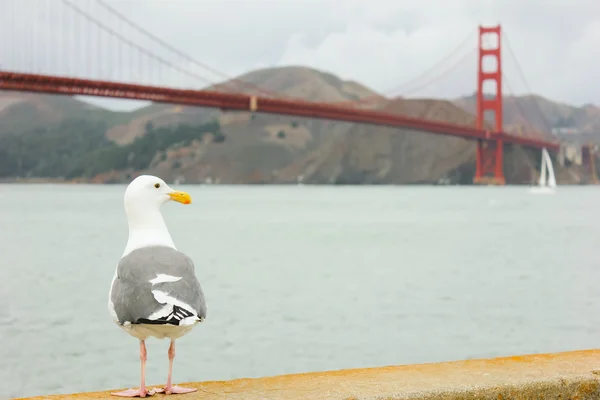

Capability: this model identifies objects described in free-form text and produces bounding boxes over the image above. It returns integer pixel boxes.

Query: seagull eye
[154,183,160,189]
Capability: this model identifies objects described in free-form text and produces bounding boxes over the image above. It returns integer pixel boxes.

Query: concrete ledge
[18,350,600,400]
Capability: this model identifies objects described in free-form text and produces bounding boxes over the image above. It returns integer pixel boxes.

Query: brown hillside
[270,98,481,184]
[132,67,486,185]
[139,73,533,185]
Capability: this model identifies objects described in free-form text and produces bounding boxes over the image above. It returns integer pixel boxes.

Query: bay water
[1,184,599,398]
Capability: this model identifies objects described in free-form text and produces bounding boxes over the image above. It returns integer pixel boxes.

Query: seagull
[108,175,207,397]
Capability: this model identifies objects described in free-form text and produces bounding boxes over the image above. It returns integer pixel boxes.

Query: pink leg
[156,340,197,395]
[112,340,156,397]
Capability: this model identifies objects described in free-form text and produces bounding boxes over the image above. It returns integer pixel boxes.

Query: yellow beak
[168,191,192,204]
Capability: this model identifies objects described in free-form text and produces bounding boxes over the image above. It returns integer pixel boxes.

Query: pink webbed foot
[155,385,198,395]
[111,387,156,397]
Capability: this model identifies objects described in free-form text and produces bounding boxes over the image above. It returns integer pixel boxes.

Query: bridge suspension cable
[396,47,475,98]
[0,9,562,154]
[502,72,537,138]
[62,0,215,87]
[94,0,282,97]
[381,30,476,98]
[502,32,552,135]
[335,30,476,107]
[1,0,482,111]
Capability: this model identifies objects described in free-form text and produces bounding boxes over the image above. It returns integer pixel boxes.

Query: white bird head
[124,175,191,210]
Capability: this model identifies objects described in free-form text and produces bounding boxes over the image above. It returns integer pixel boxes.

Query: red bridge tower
[474,25,506,185]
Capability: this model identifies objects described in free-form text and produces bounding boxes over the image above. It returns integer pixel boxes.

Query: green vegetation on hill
[0,119,222,179]
[0,119,109,178]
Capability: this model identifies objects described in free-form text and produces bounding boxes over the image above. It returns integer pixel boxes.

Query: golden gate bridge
[0,0,583,185]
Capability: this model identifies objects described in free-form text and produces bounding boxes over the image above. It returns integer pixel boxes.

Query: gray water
[0,184,599,398]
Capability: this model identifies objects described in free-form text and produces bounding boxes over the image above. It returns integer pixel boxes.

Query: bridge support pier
[474,139,505,185]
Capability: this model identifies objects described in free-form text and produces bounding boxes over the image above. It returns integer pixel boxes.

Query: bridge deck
[0,71,560,151]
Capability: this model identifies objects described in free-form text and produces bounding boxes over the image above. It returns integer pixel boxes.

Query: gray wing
[110,245,207,326]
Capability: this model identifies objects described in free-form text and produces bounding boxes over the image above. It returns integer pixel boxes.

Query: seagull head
[124,175,191,210]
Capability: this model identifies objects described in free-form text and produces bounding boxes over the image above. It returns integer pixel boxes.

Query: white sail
[538,149,547,186]
[543,148,556,188]
[531,147,557,194]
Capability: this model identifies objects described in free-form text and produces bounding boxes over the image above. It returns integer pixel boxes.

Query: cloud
[275,0,600,105]
[1,0,598,110]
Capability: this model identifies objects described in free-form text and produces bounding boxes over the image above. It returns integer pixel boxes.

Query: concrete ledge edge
[15,349,600,400]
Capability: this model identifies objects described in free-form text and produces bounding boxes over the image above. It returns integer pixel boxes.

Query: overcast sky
[2,0,598,111]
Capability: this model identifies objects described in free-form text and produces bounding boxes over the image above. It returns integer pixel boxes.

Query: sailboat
[530,147,556,193]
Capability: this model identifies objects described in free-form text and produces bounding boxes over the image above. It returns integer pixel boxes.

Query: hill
[0,66,597,184]
[119,67,486,185]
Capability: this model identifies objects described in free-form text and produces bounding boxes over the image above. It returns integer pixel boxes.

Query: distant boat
[530,147,556,194]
